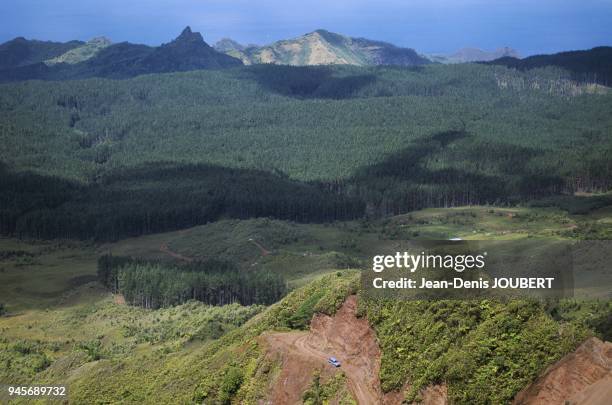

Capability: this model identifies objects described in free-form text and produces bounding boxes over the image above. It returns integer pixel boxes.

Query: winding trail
[248,238,271,256]
[158,236,270,263]
[159,242,194,262]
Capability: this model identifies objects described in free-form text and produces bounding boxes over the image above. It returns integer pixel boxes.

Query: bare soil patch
[264,296,447,404]
[514,337,612,405]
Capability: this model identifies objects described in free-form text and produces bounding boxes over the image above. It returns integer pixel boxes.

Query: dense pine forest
[488,46,612,86]
[1,63,612,239]
[97,255,287,308]
[0,162,362,240]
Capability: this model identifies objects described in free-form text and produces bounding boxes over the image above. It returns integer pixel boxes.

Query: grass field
[2,203,608,312]
[0,238,98,311]
[103,205,607,275]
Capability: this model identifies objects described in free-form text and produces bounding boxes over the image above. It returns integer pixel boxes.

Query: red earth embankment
[263,295,446,404]
[513,337,612,405]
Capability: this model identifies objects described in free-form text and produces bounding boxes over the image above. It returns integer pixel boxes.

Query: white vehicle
[328,357,341,367]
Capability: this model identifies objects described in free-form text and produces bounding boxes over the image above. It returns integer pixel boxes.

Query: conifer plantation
[2,64,611,240]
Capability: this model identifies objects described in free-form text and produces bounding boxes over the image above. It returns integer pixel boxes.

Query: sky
[1,0,611,56]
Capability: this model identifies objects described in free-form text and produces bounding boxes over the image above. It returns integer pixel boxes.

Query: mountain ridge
[2,28,611,82]
[0,37,83,69]
[131,26,242,74]
[0,27,242,81]
[427,46,520,63]
[213,38,246,53]
[216,29,430,66]
[487,46,612,85]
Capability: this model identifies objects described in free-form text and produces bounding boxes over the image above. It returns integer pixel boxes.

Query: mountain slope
[68,42,154,78]
[487,46,612,85]
[131,26,242,73]
[45,37,112,65]
[513,337,611,404]
[71,26,242,78]
[214,38,246,53]
[0,261,602,404]
[429,46,520,63]
[0,37,83,69]
[0,27,242,82]
[225,29,429,66]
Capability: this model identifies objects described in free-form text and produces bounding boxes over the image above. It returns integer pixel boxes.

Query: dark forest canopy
[0,162,363,240]
[97,255,287,308]
[0,37,83,70]
[487,46,612,86]
[1,63,611,240]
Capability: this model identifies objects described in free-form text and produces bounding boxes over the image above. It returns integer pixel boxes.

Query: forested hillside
[0,162,362,240]
[1,63,611,239]
[488,46,612,86]
[0,37,83,69]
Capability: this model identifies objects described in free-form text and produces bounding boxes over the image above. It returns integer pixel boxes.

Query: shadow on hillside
[239,64,377,99]
[0,161,364,241]
[348,130,565,215]
[0,130,569,241]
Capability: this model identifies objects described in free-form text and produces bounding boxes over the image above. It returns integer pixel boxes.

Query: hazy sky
[1,0,611,55]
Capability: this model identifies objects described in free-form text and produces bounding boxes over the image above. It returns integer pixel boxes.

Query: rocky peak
[214,38,245,52]
[174,26,205,44]
[88,37,112,46]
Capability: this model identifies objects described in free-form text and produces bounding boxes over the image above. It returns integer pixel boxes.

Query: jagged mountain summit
[428,47,520,63]
[218,29,430,66]
[0,27,242,81]
[131,26,243,73]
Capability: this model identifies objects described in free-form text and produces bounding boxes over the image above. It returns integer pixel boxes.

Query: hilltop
[487,46,612,85]
[428,46,520,63]
[0,26,242,81]
[0,37,83,69]
[214,37,247,53]
[217,29,430,66]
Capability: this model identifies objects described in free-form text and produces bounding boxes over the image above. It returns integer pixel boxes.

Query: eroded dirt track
[159,242,194,262]
[513,337,612,405]
[264,295,397,404]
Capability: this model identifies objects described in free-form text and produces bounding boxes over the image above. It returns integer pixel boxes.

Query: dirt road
[264,296,390,404]
[159,242,194,262]
[266,332,381,404]
[159,237,269,263]
[248,238,271,256]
